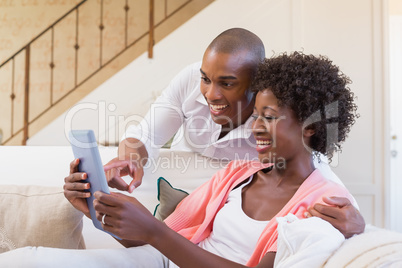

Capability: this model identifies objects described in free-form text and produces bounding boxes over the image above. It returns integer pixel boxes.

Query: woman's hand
[63,159,91,218]
[93,191,160,243]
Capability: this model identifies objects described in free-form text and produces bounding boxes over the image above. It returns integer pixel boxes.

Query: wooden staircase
[0,0,213,145]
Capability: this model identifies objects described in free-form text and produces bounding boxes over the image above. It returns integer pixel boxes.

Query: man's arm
[106,63,201,191]
[307,196,365,238]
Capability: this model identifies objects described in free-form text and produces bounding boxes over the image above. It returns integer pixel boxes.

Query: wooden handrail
[0,0,87,145]
[23,46,30,145]
[149,0,155,58]
[0,0,195,145]
[0,0,88,69]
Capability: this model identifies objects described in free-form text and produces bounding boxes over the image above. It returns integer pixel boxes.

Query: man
[94,28,365,238]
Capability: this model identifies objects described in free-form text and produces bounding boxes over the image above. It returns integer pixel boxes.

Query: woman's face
[200,49,255,130]
[252,89,307,164]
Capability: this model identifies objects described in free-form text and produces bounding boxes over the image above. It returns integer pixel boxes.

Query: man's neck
[218,129,230,140]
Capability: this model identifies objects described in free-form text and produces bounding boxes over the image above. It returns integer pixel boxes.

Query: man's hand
[307,196,365,238]
[108,138,148,193]
[104,158,144,193]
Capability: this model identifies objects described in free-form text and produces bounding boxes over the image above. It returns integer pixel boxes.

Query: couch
[0,146,227,251]
[1,146,401,267]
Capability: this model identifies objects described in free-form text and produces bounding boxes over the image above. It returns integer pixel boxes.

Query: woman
[0,52,358,267]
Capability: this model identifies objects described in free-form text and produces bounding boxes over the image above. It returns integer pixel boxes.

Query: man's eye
[251,114,258,120]
[221,82,233,87]
[201,77,210,83]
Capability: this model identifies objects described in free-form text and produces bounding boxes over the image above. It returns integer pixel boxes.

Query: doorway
[389,3,402,233]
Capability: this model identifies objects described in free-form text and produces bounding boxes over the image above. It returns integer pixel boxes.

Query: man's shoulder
[177,61,202,80]
[161,61,202,103]
[173,61,201,88]
[187,61,202,70]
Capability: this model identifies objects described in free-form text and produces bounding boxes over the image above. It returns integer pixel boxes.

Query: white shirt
[198,176,269,265]
[122,61,257,161]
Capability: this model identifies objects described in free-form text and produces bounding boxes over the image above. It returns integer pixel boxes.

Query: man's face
[200,49,255,130]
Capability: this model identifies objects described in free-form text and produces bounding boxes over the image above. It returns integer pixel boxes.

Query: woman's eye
[264,116,277,121]
[252,115,276,121]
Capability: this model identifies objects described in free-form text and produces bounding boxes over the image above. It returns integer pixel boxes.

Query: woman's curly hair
[252,51,358,161]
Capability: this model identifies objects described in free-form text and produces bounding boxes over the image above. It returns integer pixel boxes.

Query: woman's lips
[256,139,272,153]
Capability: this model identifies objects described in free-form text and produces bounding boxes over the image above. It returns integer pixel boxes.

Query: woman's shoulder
[213,160,272,183]
[305,169,353,199]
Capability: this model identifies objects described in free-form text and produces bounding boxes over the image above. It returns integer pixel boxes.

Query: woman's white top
[198,175,269,265]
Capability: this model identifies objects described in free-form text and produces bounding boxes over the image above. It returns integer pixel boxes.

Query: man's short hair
[208,28,265,63]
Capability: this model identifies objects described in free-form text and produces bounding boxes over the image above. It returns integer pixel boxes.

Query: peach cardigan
[164,160,352,266]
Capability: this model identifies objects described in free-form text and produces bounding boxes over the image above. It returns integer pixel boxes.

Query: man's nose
[204,84,221,101]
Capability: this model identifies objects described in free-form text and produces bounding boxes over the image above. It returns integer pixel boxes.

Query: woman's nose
[252,116,267,134]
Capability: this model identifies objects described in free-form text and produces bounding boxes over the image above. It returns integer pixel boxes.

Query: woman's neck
[261,154,315,187]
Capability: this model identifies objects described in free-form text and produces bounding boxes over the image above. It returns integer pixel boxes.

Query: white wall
[28,0,389,228]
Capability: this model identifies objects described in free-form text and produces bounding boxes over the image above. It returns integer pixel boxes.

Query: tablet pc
[69,129,121,240]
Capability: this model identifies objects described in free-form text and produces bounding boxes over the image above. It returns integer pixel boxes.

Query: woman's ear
[303,127,315,137]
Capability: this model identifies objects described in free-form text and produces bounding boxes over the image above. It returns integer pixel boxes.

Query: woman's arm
[152,222,275,268]
[93,191,274,268]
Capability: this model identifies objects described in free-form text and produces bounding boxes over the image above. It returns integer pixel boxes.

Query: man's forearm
[118,138,149,166]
